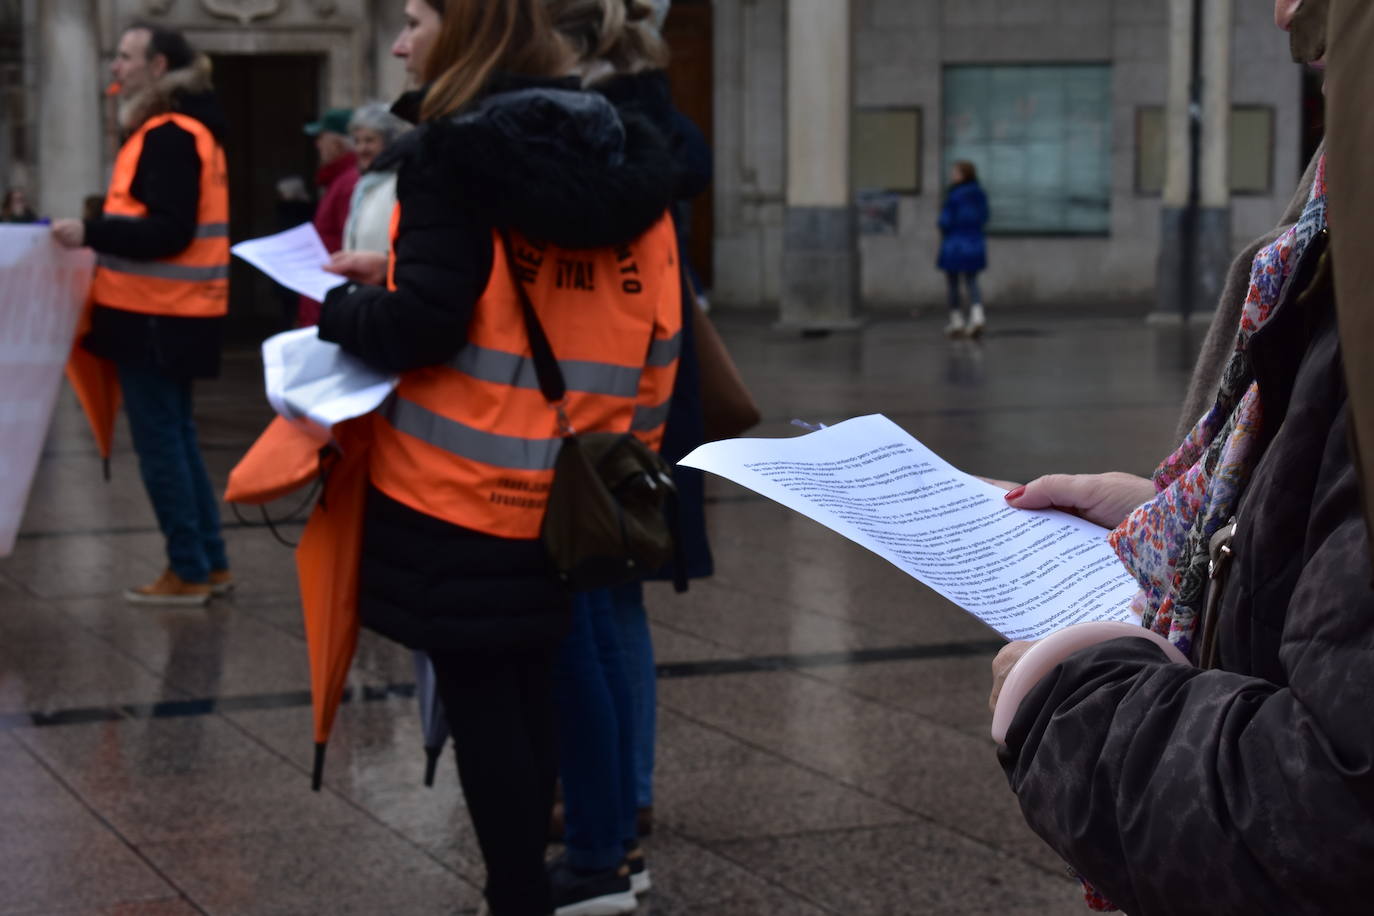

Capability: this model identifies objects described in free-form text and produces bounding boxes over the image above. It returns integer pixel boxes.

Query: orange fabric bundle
[224,416,325,505]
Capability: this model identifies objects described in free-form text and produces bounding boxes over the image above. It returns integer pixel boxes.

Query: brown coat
[1324,0,1374,573]
[1003,234,1374,916]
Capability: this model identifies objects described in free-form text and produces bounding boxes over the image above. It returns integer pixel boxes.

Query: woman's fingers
[323,251,350,275]
[1004,472,1156,530]
[1005,474,1088,510]
[325,251,388,285]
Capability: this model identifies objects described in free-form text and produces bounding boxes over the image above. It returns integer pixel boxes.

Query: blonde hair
[420,0,573,121]
[545,0,669,81]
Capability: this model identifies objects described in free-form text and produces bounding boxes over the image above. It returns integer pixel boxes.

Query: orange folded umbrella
[293,418,371,790]
[224,416,326,505]
[64,299,120,479]
[226,415,373,789]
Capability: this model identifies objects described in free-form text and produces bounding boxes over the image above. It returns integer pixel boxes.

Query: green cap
[304,108,353,137]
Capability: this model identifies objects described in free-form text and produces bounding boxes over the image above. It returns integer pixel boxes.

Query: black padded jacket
[317,77,675,653]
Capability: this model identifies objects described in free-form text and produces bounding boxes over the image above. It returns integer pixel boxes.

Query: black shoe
[548,856,637,916]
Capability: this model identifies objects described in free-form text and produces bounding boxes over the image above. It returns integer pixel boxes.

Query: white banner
[0,227,95,556]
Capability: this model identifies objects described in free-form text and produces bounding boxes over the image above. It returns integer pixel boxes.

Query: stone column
[779,0,859,331]
[1153,0,1231,323]
[36,0,104,220]
[370,0,408,101]
[1194,0,1233,317]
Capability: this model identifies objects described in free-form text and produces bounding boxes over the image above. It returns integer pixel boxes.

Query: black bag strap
[499,228,566,407]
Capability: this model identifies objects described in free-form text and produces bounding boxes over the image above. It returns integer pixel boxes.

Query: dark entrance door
[662,1,714,289]
[210,53,321,343]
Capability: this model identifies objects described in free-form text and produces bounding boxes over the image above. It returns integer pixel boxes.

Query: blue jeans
[555,587,639,871]
[611,582,656,809]
[117,364,227,583]
[946,271,982,310]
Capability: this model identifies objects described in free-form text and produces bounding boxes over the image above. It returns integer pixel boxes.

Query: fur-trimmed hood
[395,79,676,251]
[119,53,226,140]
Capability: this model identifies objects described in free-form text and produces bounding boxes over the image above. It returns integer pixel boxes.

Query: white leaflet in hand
[262,326,397,442]
[679,414,1139,641]
[230,223,347,302]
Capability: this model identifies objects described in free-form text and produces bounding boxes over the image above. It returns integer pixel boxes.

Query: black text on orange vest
[615,245,643,295]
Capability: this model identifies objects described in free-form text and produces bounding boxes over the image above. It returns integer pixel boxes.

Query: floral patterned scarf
[1069,158,1328,913]
[1110,156,1328,656]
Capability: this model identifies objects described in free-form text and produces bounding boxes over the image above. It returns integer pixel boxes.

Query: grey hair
[348,102,409,143]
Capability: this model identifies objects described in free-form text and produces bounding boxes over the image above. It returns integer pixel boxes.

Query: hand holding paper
[679,415,1140,642]
[231,223,348,302]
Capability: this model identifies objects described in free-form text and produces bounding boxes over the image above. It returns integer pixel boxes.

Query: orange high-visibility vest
[90,113,230,318]
[368,212,682,539]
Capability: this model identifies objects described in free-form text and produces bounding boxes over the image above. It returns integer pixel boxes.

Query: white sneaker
[968,304,986,338]
[944,311,967,338]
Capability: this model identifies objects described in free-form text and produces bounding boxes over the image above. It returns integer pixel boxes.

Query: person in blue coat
[937,160,990,338]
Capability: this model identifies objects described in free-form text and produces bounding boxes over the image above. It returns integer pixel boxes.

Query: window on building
[853,108,921,194]
[1136,106,1275,196]
[1231,107,1275,194]
[943,64,1112,235]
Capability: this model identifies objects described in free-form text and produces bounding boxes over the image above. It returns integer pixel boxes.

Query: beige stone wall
[20,0,407,213]
[108,0,377,106]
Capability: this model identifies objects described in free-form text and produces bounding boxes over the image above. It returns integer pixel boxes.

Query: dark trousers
[555,587,639,871]
[430,648,558,916]
[117,363,227,582]
[945,271,983,311]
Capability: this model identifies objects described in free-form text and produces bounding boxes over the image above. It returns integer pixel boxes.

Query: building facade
[2,0,1306,318]
[711,0,1306,312]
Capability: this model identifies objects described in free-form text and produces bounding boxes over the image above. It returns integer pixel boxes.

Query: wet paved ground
[1,310,1202,915]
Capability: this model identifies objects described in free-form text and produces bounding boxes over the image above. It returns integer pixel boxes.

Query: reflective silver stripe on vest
[631,398,672,432]
[96,254,229,283]
[384,396,563,471]
[645,330,682,368]
[449,344,641,398]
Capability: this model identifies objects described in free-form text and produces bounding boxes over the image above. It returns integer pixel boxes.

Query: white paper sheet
[262,326,397,442]
[0,226,95,556]
[679,414,1139,641]
[230,223,347,302]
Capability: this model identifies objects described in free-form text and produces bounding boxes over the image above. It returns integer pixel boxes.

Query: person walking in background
[324,103,409,288]
[298,107,358,326]
[937,160,989,338]
[50,22,231,606]
[2,188,38,222]
[315,0,678,912]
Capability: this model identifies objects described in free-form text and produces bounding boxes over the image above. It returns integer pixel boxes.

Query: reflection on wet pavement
[0,312,1198,914]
